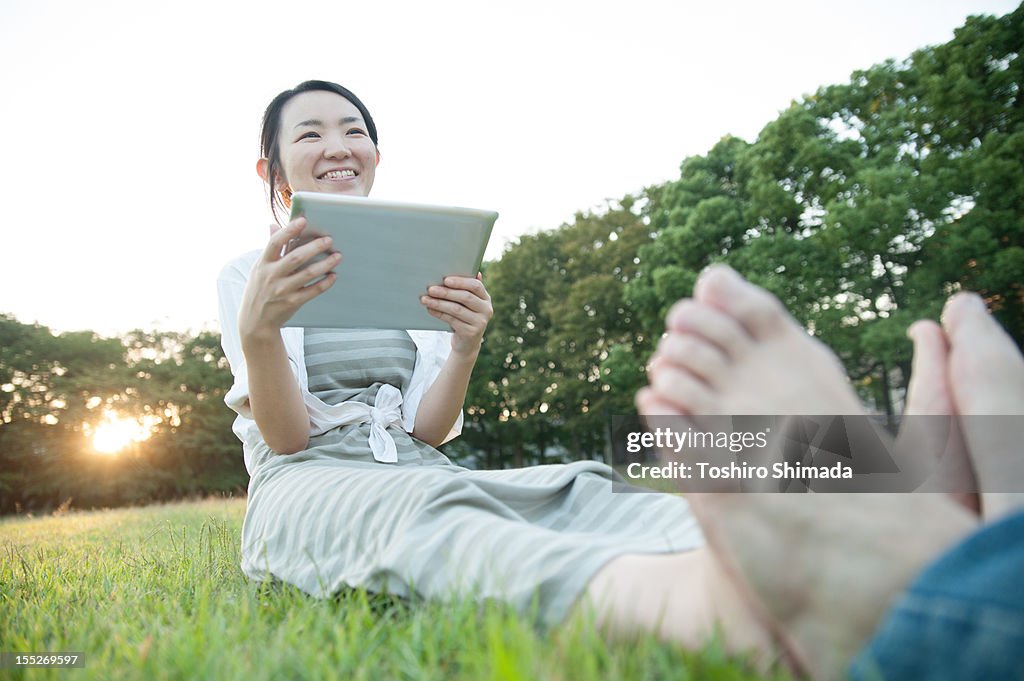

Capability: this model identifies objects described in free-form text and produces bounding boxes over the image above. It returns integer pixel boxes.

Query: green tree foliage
[0,317,243,513]
[448,198,653,465]
[619,6,1022,413]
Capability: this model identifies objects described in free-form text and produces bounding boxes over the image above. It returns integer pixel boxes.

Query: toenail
[699,263,743,293]
[666,300,695,330]
[942,292,986,326]
[697,264,721,284]
[966,293,986,310]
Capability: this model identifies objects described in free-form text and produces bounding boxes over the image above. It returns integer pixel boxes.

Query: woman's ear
[257,157,291,207]
[376,150,382,166]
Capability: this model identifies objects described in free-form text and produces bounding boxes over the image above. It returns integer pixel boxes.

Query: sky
[1,0,1019,337]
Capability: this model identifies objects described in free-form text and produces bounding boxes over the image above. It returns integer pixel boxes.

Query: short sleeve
[217,250,306,420]
[403,330,464,444]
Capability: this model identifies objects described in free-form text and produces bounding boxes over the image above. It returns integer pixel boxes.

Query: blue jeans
[849,509,1024,680]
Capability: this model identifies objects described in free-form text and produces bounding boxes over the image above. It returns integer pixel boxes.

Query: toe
[694,265,795,340]
[655,331,731,389]
[666,299,753,361]
[941,293,1019,357]
[636,387,686,416]
[904,320,953,416]
[650,365,719,415]
[940,293,988,342]
[942,292,1024,416]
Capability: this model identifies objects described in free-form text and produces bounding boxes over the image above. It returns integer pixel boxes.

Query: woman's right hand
[237,217,342,341]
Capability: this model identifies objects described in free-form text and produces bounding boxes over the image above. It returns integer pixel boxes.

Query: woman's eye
[298,131,320,140]
[347,129,366,136]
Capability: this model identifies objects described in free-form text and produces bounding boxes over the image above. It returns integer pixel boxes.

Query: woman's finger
[425,306,475,336]
[426,285,491,314]
[276,235,336,276]
[262,217,307,262]
[422,298,485,332]
[440,276,491,302]
[291,271,337,307]
[283,250,342,289]
[420,296,489,326]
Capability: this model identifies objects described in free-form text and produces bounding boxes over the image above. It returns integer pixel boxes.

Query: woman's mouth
[318,169,357,180]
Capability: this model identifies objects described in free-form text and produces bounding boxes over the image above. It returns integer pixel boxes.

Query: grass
[1,497,792,681]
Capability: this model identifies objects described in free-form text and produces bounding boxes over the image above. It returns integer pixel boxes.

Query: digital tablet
[283,192,498,330]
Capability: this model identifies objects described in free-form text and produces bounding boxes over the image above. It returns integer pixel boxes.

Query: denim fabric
[849,510,1024,681]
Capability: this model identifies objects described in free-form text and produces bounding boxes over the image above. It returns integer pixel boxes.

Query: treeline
[447,6,1023,465]
[2,7,1020,511]
[0,322,241,513]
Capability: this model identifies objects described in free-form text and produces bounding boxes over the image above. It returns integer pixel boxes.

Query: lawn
[1,497,791,680]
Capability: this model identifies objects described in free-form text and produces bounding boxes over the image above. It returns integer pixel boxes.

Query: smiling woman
[216,80,714,663]
[256,82,380,221]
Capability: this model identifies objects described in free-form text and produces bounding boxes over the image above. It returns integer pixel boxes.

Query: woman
[218,80,769,660]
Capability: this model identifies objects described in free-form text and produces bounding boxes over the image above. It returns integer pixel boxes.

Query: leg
[570,548,781,667]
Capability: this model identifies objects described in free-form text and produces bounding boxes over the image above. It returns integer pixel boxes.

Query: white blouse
[217,249,463,475]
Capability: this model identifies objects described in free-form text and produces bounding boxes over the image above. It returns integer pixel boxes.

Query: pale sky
[2,0,1018,336]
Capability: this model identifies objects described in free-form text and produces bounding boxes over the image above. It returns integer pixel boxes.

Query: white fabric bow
[306,383,405,463]
[366,385,404,463]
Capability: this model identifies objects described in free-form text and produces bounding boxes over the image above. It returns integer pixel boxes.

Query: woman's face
[275,90,377,197]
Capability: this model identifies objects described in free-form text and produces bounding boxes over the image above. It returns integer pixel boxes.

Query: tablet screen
[283,192,497,330]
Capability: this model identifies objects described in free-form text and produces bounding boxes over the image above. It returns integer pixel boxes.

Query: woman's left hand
[420,273,493,356]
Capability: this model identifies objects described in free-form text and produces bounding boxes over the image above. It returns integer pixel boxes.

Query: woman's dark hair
[260,80,379,221]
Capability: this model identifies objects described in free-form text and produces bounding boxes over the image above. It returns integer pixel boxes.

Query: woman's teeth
[319,170,356,180]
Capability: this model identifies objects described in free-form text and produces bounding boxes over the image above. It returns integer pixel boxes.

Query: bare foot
[642,264,873,494]
[942,293,1024,521]
[639,267,979,679]
[643,267,979,500]
[647,265,863,416]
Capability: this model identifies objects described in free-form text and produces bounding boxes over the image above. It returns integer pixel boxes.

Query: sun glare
[89,410,158,455]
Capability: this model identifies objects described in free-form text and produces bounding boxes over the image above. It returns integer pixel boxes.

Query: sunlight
[89,410,159,455]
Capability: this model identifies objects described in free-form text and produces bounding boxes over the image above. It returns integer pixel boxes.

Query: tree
[621,6,1022,414]
[0,317,245,513]
[456,197,653,465]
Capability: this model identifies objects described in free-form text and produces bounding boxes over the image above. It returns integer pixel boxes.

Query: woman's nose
[324,134,351,158]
